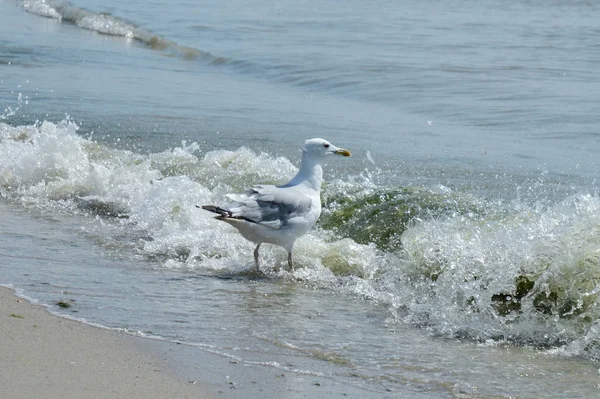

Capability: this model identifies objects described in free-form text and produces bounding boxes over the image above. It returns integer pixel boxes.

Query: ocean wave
[18,0,361,94]
[320,187,484,251]
[0,118,375,272]
[2,118,600,360]
[400,194,600,339]
[20,0,207,59]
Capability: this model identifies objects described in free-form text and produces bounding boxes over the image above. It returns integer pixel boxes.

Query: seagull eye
[324,144,330,148]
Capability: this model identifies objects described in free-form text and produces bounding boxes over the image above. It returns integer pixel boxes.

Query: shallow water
[2,0,600,397]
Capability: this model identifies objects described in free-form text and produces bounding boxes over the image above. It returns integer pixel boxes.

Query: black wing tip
[198,205,259,224]
[198,205,232,217]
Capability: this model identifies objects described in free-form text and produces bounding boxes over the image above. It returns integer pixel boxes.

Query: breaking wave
[2,118,600,360]
[21,0,208,59]
[18,0,363,92]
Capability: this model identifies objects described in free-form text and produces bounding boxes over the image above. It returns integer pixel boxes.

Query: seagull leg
[287,251,293,272]
[254,243,261,270]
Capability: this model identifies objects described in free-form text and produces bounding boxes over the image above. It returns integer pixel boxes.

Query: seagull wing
[226,184,314,230]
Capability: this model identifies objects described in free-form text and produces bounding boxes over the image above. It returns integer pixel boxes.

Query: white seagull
[200,138,351,271]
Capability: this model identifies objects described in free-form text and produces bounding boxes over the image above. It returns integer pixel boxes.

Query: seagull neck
[285,153,323,191]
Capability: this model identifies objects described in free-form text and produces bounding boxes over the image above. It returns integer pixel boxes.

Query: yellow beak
[334,148,351,157]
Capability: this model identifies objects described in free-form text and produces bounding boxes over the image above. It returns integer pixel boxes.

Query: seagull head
[303,138,351,159]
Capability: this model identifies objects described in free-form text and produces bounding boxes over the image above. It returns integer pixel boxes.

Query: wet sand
[0,286,212,399]
[0,286,373,399]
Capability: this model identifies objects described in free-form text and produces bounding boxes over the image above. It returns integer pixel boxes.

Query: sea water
[2,0,600,397]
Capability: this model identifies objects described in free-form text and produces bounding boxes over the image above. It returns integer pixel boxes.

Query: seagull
[200,138,351,272]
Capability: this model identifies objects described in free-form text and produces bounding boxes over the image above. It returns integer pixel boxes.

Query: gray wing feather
[226,184,312,229]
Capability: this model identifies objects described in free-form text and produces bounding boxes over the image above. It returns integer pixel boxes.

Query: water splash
[2,118,600,360]
[1,92,27,121]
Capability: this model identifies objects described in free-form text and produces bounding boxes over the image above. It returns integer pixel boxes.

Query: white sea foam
[77,14,136,39]
[21,0,61,20]
[2,118,600,359]
[396,194,600,353]
[19,0,201,58]
[0,119,375,273]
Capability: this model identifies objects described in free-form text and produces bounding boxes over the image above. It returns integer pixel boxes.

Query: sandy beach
[0,287,213,399]
[0,286,371,399]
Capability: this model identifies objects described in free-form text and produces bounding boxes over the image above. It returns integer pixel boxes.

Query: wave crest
[20,0,208,59]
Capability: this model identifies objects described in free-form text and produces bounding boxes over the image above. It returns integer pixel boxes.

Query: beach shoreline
[0,286,214,399]
[0,286,376,399]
